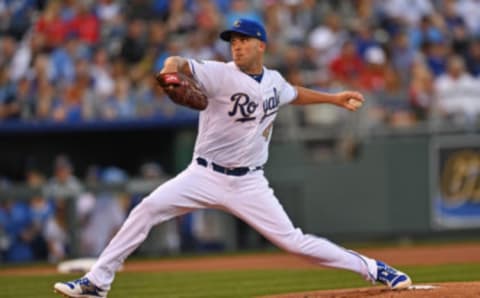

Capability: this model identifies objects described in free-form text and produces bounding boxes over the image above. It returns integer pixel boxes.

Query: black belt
[196,157,262,176]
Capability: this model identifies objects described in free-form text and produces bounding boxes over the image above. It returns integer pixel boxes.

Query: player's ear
[258,41,266,52]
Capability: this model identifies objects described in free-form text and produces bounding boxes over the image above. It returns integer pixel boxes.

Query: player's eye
[231,36,249,44]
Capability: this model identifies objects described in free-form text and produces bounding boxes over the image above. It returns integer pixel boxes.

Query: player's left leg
[223,171,411,289]
[54,162,226,297]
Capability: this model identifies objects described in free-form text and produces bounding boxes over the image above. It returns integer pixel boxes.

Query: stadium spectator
[0,165,50,263]
[134,72,180,119]
[409,14,445,51]
[224,0,263,27]
[153,36,183,72]
[126,0,157,21]
[49,35,77,85]
[35,77,55,121]
[377,67,415,127]
[90,46,115,98]
[43,155,84,262]
[265,0,319,45]
[409,59,435,121]
[79,166,128,257]
[43,197,68,263]
[95,0,122,24]
[44,155,84,201]
[434,54,480,126]
[15,77,36,120]
[358,46,389,93]
[68,2,100,46]
[379,0,434,28]
[456,0,480,36]
[25,168,50,261]
[0,0,37,41]
[194,0,222,33]
[466,38,480,76]
[35,1,69,50]
[0,201,8,261]
[1,199,35,262]
[353,23,380,60]
[181,31,216,61]
[148,20,168,55]
[308,12,347,67]
[0,66,18,120]
[389,30,417,84]
[0,35,17,69]
[9,31,46,82]
[119,18,147,65]
[329,40,365,88]
[423,39,449,77]
[165,0,196,34]
[442,0,470,57]
[51,80,84,122]
[99,76,136,120]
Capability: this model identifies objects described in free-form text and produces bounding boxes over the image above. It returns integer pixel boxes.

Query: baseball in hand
[348,98,363,108]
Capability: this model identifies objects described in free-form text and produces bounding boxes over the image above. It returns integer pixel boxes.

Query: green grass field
[1,263,480,298]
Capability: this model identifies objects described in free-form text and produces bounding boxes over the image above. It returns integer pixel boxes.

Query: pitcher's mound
[262,281,480,298]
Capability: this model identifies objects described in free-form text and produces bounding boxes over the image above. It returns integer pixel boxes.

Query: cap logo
[234,20,241,27]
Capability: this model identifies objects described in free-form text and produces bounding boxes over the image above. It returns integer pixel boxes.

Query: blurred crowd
[0,0,479,128]
[3,0,480,263]
[0,154,162,263]
[0,154,225,263]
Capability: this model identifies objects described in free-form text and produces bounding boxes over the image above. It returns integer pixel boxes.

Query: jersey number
[262,122,273,141]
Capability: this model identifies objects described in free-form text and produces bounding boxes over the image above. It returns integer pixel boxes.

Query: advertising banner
[431,135,480,229]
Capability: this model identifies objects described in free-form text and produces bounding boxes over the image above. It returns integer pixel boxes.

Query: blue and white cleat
[53,277,108,298]
[376,260,412,290]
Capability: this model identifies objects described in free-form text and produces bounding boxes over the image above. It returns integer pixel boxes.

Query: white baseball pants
[86,161,377,290]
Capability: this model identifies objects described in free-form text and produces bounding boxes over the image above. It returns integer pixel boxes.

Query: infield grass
[1,263,480,297]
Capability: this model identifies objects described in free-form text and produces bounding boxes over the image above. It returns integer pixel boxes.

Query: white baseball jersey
[189,59,298,167]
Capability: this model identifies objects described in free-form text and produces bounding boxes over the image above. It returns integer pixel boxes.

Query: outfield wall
[266,136,430,237]
[267,134,480,239]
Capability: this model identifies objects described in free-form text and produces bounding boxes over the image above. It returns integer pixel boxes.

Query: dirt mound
[262,282,480,298]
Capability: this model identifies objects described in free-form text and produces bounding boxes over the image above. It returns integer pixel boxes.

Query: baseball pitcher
[54,19,411,298]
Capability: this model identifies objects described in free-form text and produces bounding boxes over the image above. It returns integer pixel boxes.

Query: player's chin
[233,59,243,68]
[233,57,245,67]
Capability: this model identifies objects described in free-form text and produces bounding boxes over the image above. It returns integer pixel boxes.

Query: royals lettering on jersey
[229,93,258,122]
[261,87,280,123]
[229,88,280,123]
[189,59,297,167]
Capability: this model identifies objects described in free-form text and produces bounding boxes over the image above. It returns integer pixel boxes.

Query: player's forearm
[291,86,339,105]
[161,56,192,76]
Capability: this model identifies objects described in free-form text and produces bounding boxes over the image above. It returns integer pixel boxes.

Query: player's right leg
[54,162,222,297]
[224,172,411,290]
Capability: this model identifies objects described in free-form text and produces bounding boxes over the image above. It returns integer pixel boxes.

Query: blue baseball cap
[220,18,267,43]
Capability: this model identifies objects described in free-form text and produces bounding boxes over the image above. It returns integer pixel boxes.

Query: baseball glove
[155,72,208,111]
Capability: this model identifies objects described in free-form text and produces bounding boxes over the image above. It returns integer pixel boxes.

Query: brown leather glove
[155,72,208,111]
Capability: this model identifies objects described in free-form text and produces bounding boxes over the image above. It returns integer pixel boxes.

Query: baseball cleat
[53,277,108,298]
[376,260,412,290]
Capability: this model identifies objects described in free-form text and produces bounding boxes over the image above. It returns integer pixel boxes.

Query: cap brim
[220,29,263,42]
[219,30,233,41]
[220,29,245,41]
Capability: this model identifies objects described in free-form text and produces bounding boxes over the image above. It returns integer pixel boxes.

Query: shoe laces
[74,278,92,287]
[380,263,398,276]
[377,262,401,284]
